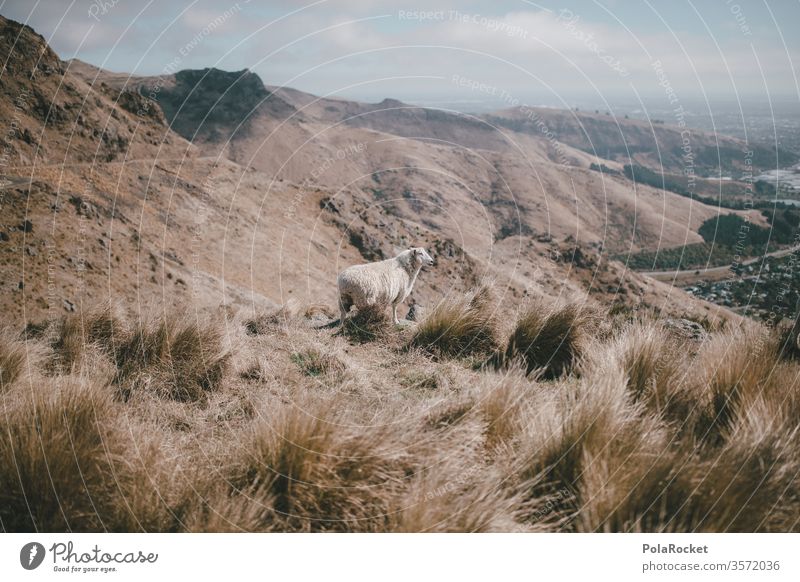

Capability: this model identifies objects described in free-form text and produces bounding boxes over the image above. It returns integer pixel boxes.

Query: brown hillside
[1,16,735,327]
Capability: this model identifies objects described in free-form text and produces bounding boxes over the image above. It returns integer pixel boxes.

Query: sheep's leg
[338,295,351,325]
[391,303,400,325]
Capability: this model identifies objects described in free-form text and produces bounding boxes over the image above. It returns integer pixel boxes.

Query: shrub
[498,300,594,378]
[409,286,499,358]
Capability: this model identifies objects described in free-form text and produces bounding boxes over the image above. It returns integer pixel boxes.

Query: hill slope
[1,15,736,326]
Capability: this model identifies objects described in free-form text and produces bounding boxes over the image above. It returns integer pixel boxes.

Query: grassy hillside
[2,293,799,532]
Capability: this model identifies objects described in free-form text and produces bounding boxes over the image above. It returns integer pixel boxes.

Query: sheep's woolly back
[338,250,420,309]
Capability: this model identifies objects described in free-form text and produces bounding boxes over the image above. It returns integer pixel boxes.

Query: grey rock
[406,303,424,322]
[663,318,708,342]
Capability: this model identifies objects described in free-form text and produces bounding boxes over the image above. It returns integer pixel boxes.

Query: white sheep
[338,247,434,325]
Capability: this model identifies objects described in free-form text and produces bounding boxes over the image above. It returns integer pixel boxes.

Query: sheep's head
[410,247,435,268]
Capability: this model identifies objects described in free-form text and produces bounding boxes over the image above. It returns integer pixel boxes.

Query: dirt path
[1,156,219,190]
[4,155,217,173]
[0,175,31,189]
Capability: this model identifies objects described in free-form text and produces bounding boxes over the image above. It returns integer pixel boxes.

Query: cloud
[2,0,797,103]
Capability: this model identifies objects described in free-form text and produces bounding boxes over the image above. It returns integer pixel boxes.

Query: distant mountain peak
[376,98,406,108]
[152,66,295,142]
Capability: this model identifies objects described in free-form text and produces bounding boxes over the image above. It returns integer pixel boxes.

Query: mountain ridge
[1,15,739,326]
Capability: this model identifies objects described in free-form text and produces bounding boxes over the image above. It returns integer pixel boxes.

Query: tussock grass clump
[681,430,800,532]
[103,424,212,533]
[516,367,630,505]
[393,462,523,532]
[397,358,462,394]
[245,301,337,336]
[47,315,88,373]
[497,299,594,378]
[516,362,685,531]
[688,324,781,442]
[472,367,532,450]
[578,426,800,532]
[409,286,499,359]
[180,484,277,533]
[228,399,411,531]
[777,320,800,360]
[244,300,301,335]
[0,329,36,391]
[590,321,691,422]
[400,369,441,391]
[0,376,124,531]
[43,303,131,374]
[339,304,392,343]
[290,348,346,382]
[3,295,800,533]
[510,324,800,532]
[424,396,476,430]
[114,313,232,402]
[610,322,681,400]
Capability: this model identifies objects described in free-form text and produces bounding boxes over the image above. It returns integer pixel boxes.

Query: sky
[2,0,799,111]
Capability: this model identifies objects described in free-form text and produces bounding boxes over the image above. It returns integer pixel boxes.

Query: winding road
[640,244,800,284]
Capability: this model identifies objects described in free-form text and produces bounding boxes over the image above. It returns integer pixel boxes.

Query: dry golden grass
[290,348,347,382]
[2,297,800,533]
[0,376,124,531]
[339,304,394,344]
[37,303,131,374]
[226,397,413,532]
[587,320,692,422]
[409,286,500,359]
[496,298,595,378]
[113,312,232,403]
[0,329,38,391]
